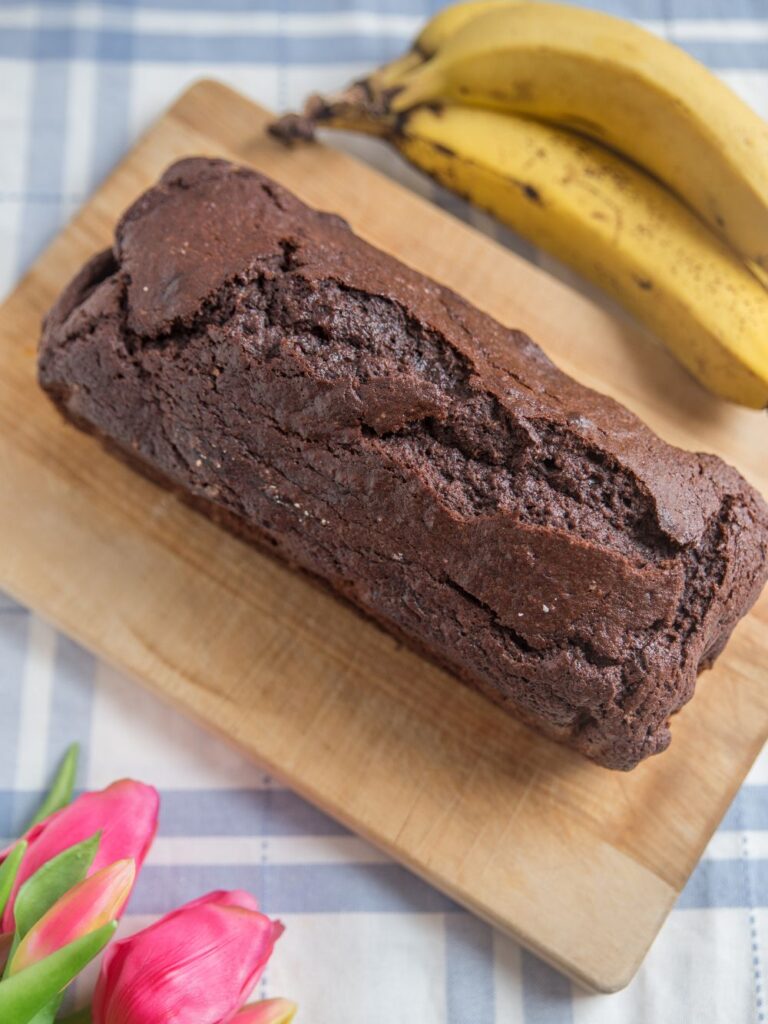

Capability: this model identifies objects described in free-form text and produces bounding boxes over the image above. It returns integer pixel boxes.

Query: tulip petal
[0,841,27,921]
[27,744,80,830]
[93,893,282,1024]
[158,889,261,915]
[232,998,298,1024]
[0,922,116,1024]
[11,860,135,975]
[13,833,100,941]
[3,781,158,933]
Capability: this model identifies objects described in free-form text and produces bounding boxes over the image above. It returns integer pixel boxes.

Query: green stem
[0,923,115,1023]
[27,745,80,830]
[0,842,28,920]
[57,1007,92,1024]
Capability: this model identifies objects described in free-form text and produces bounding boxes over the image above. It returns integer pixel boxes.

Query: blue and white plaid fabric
[1,2,766,1020]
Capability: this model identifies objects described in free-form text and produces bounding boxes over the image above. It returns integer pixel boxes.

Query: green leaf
[56,1008,91,1024]
[27,746,80,831]
[4,935,19,980]
[0,922,116,1024]
[25,995,61,1024]
[0,843,28,921]
[13,833,100,941]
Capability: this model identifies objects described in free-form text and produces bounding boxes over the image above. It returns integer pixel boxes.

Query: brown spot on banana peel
[512,80,535,102]
[513,181,543,204]
[633,276,654,291]
[395,129,546,209]
[392,139,502,218]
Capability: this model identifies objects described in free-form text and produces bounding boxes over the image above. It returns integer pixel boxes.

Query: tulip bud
[233,997,298,1023]
[3,780,158,932]
[10,859,135,974]
[93,891,284,1024]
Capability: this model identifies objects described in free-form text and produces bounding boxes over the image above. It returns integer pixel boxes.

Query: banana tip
[268,112,318,146]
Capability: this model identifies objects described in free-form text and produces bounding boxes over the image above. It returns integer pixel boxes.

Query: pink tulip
[233,998,297,1023]
[3,780,158,932]
[92,890,284,1024]
[10,859,135,974]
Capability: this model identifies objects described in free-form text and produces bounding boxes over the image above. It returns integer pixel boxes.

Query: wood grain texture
[1,80,766,992]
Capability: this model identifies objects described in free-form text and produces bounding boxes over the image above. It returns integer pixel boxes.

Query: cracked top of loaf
[39,157,768,769]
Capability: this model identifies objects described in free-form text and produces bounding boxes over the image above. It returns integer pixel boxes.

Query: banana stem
[270,84,396,144]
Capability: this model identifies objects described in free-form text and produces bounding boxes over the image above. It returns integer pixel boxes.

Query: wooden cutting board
[1,79,766,993]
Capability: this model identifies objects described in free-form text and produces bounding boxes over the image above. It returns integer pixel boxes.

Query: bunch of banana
[272,1,768,408]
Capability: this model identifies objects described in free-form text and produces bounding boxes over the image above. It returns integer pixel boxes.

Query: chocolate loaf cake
[39,157,768,770]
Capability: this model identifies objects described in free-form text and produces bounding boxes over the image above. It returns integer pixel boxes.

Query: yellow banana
[415,0,521,58]
[288,1,525,134]
[374,0,522,91]
[326,102,768,406]
[390,2,768,272]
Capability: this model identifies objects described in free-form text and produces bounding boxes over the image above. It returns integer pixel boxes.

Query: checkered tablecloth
[1,1,767,1021]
